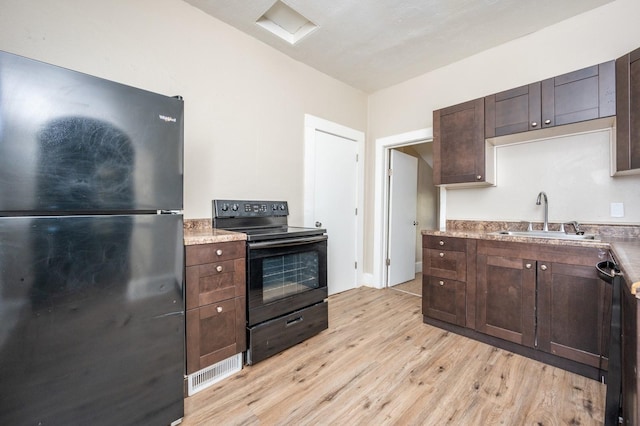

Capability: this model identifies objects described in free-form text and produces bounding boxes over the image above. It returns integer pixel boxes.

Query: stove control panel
[213,200,289,218]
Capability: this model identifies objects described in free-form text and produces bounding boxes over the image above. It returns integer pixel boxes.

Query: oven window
[262,251,319,303]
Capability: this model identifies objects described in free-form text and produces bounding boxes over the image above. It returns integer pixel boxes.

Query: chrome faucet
[536,191,549,232]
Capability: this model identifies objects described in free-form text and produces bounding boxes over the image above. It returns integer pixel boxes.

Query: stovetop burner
[212,200,326,241]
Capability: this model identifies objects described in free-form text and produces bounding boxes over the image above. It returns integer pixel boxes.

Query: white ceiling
[183,0,614,93]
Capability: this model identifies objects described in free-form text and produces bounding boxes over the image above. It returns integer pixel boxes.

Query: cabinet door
[541,61,615,128]
[485,83,541,137]
[185,296,246,374]
[616,47,640,172]
[422,275,466,326]
[433,98,485,185]
[536,258,611,368]
[476,253,536,347]
[485,61,615,138]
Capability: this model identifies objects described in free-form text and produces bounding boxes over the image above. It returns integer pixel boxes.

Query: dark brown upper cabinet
[433,98,494,186]
[615,47,640,174]
[485,61,615,139]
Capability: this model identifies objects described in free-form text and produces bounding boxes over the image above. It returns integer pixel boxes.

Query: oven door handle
[248,234,327,249]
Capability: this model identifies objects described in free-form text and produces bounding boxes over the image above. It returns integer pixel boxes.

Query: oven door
[247,235,327,326]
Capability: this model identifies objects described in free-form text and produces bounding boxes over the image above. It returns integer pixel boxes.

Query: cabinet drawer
[423,235,467,252]
[424,248,466,282]
[248,302,328,365]
[422,275,466,326]
[186,258,245,309]
[185,241,245,266]
[185,296,246,374]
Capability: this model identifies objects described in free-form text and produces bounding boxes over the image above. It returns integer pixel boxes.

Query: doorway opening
[372,128,443,292]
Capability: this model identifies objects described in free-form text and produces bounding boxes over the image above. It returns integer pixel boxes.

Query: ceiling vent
[256,1,318,45]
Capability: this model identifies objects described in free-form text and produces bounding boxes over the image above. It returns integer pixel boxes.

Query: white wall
[366,0,640,271]
[2,0,640,278]
[0,0,367,223]
[448,129,640,224]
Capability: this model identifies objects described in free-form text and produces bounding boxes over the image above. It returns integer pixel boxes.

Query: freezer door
[0,50,183,213]
[0,214,185,425]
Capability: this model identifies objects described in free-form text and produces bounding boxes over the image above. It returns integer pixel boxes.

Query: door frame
[373,127,446,289]
[303,114,365,289]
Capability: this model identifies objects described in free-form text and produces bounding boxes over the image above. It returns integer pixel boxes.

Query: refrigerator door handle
[159,210,183,215]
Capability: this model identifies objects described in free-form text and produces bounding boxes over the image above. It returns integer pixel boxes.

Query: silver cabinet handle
[439,252,444,258]
[540,264,548,271]
[216,249,223,256]
[544,119,551,125]
[216,306,222,313]
[476,175,482,180]
[439,240,445,246]
[216,265,223,272]
[531,122,538,127]
[525,263,532,269]
[439,280,444,286]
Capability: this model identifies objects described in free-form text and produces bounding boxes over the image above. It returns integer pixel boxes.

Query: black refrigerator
[0,51,185,425]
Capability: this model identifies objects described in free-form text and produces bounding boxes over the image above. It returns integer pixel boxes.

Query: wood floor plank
[182,287,605,425]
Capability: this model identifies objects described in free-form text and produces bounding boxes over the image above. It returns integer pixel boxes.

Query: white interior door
[314,130,357,295]
[388,149,418,286]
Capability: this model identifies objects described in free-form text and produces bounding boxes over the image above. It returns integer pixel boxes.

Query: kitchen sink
[489,230,599,241]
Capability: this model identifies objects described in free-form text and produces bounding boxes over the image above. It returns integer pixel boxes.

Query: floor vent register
[187,353,243,396]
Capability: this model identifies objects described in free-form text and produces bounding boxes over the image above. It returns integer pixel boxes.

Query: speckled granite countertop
[423,220,640,297]
[608,240,640,295]
[183,219,246,245]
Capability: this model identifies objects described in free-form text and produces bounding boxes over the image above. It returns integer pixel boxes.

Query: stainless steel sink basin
[489,230,599,241]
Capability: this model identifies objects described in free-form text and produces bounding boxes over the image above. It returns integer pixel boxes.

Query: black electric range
[212,200,326,241]
[212,199,329,365]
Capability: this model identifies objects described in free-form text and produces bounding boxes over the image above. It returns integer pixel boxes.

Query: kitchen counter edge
[184,228,246,246]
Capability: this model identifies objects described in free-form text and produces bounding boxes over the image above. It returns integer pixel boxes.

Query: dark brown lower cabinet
[476,250,536,347]
[476,240,610,368]
[425,237,612,380]
[422,235,472,327]
[537,257,611,370]
[185,241,246,375]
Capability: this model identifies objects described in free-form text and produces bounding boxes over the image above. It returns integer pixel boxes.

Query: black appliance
[0,51,185,425]
[213,200,328,365]
[597,259,623,426]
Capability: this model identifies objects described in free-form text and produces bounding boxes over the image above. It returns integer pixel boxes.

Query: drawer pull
[540,264,548,271]
[439,280,444,286]
[216,249,223,256]
[216,265,223,272]
[525,263,532,269]
[286,316,303,327]
[439,252,444,258]
[216,306,223,313]
[439,240,445,246]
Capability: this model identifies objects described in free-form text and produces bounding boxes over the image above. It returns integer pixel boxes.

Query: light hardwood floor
[182,287,605,425]
[390,273,422,296]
